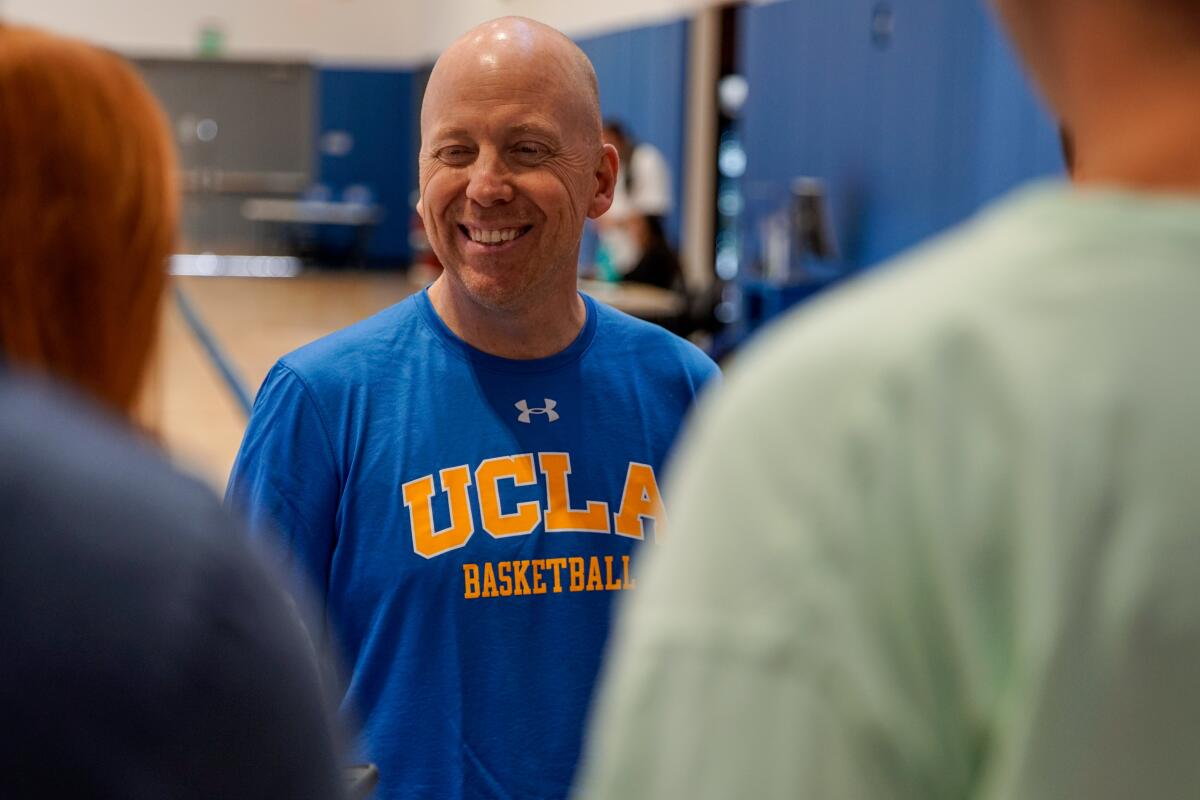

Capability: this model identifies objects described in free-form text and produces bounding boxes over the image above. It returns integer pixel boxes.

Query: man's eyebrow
[510,123,559,140]
[429,126,472,141]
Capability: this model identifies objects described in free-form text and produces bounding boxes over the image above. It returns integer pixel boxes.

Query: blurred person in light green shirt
[576,0,1200,798]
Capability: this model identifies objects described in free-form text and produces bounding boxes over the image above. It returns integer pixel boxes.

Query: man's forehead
[427,53,571,107]
[421,71,591,143]
[426,117,563,142]
[423,18,600,137]
[446,17,574,71]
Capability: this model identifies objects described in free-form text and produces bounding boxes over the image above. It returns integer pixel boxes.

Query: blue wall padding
[316,68,415,265]
[576,19,690,246]
[738,0,1062,274]
[974,27,1068,206]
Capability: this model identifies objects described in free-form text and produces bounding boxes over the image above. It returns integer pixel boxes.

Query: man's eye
[438,147,474,164]
[512,142,549,161]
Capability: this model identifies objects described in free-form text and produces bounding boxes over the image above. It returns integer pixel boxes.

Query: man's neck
[427,276,587,360]
[1065,21,1200,192]
[1073,93,1200,192]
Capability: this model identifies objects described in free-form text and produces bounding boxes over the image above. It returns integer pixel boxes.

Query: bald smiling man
[227,17,718,800]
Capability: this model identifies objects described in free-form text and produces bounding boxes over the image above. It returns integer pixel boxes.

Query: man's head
[418,17,617,314]
[990,0,1200,121]
[990,0,1200,188]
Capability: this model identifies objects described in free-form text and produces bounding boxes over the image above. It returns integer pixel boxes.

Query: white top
[579,183,1200,800]
[608,143,673,220]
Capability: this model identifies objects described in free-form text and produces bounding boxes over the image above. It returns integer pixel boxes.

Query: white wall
[1,0,429,63]
[419,0,710,61]
[0,0,722,64]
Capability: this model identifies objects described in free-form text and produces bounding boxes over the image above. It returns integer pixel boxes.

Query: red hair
[0,25,178,417]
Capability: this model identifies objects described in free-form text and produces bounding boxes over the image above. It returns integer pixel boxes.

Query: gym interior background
[1,0,1063,487]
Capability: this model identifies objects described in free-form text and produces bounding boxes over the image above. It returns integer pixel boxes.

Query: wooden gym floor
[155,273,420,489]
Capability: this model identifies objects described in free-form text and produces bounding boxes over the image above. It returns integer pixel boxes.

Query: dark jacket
[0,374,345,800]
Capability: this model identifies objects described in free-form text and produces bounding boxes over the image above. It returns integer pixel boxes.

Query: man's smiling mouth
[459,225,534,246]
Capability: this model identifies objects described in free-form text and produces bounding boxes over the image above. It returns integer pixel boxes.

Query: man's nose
[465,150,515,207]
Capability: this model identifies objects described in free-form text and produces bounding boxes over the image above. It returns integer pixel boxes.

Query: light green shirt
[577,185,1200,799]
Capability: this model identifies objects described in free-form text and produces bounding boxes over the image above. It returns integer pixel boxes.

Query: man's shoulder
[590,299,719,383]
[276,292,427,380]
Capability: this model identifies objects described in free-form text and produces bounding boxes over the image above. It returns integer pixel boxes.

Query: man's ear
[415,194,424,220]
[587,143,620,219]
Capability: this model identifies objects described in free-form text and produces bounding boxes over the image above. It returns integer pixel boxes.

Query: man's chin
[438,257,574,316]
[452,272,534,314]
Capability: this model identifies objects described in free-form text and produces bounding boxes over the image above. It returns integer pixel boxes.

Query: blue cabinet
[315,67,416,266]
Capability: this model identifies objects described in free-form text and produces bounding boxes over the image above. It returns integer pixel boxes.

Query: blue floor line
[173,285,254,418]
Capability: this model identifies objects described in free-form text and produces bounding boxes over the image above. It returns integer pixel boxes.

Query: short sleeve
[226,362,341,603]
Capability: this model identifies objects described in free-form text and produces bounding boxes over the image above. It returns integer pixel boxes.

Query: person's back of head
[0,25,177,417]
[993,0,1200,189]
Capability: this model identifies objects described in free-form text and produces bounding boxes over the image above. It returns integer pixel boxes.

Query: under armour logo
[515,398,559,424]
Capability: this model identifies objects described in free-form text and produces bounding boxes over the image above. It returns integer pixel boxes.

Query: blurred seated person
[0,24,345,799]
[626,213,685,293]
[598,120,683,292]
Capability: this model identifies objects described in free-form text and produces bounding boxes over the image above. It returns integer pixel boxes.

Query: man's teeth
[468,227,524,244]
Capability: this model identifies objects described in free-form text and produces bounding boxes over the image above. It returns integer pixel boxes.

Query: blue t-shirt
[227,289,718,800]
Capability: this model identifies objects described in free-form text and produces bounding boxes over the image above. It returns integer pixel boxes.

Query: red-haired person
[0,25,346,799]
